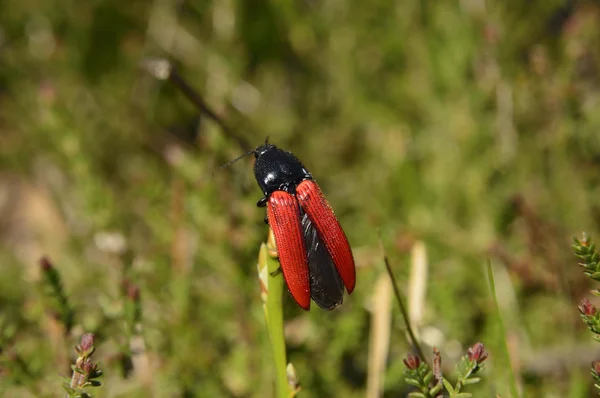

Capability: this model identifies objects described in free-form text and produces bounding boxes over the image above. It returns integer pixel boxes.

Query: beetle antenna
[217,148,256,171]
[264,136,270,144]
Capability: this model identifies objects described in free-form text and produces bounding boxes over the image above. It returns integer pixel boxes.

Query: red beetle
[252,144,356,310]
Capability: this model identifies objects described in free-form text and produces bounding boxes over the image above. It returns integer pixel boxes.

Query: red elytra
[296,180,356,294]
[267,190,311,309]
[267,180,355,310]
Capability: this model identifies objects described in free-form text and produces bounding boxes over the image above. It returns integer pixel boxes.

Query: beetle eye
[255,146,269,158]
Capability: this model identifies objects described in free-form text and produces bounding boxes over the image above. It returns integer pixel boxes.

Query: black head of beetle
[253,144,312,202]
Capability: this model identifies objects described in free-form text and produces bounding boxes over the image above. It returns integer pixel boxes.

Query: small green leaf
[405,378,422,388]
[455,393,473,398]
[463,377,481,385]
[591,272,600,280]
[408,393,427,398]
[62,384,76,394]
[443,378,455,394]
[430,382,443,395]
[90,369,103,378]
[423,371,433,385]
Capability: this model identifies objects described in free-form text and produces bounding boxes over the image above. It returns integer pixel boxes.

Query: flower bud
[467,342,489,364]
[39,256,53,271]
[592,361,600,376]
[403,354,421,370]
[579,298,597,316]
[76,333,96,358]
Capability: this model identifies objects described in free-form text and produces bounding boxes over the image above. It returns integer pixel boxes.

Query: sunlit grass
[0,0,599,396]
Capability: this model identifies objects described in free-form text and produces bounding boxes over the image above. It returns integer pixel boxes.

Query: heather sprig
[403,353,438,398]
[592,361,600,392]
[39,257,74,333]
[578,298,600,339]
[63,333,102,398]
[573,233,600,292]
[122,279,141,337]
[403,343,488,398]
[443,343,489,397]
[574,233,600,393]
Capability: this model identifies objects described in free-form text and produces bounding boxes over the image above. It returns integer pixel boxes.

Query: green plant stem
[382,253,427,364]
[258,243,293,398]
[487,261,519,398]
[450,363,476,397]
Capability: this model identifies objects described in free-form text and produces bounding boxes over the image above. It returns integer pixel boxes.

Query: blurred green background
[1,0,600,396]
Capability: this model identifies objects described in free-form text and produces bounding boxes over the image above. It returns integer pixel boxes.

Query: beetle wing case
[267,190,311,310]
[296,180,356,294]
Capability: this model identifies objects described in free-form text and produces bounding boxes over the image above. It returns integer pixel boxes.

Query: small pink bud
[39,257,53,270]
[593,361,600,375]
[80,333,95,352]
[403,354,421,370]
[122,279,140,301]
[76,333,96,358]
[127,285,140,301]
[81,358,95,374]
[579,298,596,316]
[467,342,489,364]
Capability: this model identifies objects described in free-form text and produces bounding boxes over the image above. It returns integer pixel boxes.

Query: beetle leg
[257,197,268,207]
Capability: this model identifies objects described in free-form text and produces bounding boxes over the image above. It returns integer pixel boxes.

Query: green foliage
[592,361,600,393]
[40,257,74,333]
[574,233,600,287]
[575,233,600,394]
[403,344,488,398]
[0,0,599,396]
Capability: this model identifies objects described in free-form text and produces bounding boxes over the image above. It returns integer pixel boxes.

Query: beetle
[252,143,356,310]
